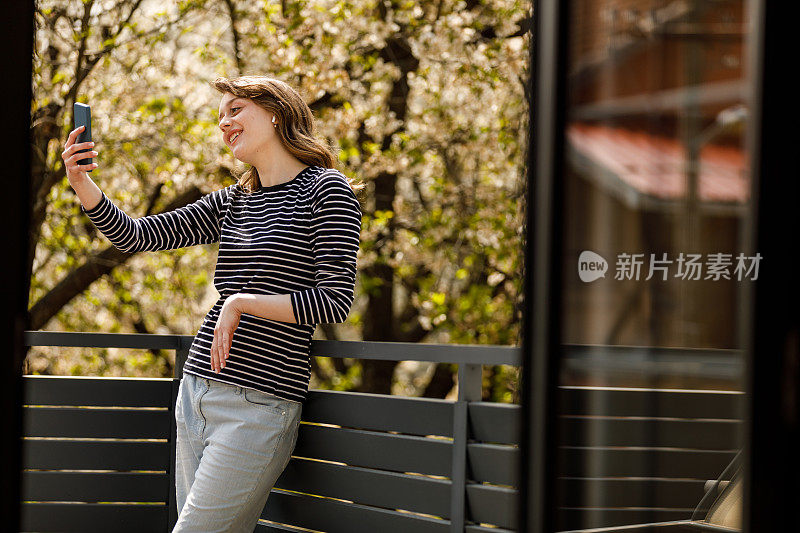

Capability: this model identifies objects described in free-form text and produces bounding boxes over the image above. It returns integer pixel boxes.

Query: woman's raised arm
[80,186,232,253]
[63,126,233,253]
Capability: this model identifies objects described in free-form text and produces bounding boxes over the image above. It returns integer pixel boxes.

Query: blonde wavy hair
[210,75,364,197]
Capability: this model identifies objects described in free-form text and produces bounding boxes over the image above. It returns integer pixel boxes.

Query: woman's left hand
[211,295,242,373]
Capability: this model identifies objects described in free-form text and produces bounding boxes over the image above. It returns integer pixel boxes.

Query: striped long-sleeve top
[81,165,362,403]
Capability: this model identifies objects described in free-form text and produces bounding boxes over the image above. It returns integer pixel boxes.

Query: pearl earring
[272,116,277,127]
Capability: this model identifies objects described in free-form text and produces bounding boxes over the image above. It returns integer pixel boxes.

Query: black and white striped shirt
[81,165,362,403]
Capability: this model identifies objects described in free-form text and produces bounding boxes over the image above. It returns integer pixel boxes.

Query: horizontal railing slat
[469,402,520,444]
[463,473,723,525]
[466,483,518,530]
[20,502,167,532]
[25,331,521,365]
[563,344,742,383]
[294,424,452,477]
[23,406,170,439]
[558,508,695,531]
[275,458,451,518]
[560,417,741,450]
[308,339,520,365]
[467,443,519,487]
[558,478,708,508]
[304,389,453,437]
[23,376,172,408]
[22,440,169,471]
[255,523,311,532]
[465,525,516,533]
[470,390,743,446]
[24,330,184,350]
[559,448,737,479]
[260,489,450,533]
[559,387,743,420]
[22,471,167,502]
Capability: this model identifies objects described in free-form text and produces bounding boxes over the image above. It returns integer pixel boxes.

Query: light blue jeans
[173,372,302,532]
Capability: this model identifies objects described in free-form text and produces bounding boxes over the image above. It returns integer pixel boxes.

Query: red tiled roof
[567,123,749,204]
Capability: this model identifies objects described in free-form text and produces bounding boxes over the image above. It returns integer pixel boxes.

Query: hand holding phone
[72,103,93,171]
[62,103,99,182]
[62,126,99,182]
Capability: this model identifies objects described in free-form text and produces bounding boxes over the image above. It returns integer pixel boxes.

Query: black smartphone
[73,102,93,172]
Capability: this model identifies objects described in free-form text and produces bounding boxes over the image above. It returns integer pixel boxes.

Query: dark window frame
[521,1,800,532]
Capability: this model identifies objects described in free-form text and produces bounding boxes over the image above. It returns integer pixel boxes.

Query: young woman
[62,75,363,532]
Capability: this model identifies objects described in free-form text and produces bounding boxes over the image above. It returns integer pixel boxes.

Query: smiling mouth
[230,131,242,145]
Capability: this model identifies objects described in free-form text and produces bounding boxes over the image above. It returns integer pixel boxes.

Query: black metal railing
[21,331,742,533]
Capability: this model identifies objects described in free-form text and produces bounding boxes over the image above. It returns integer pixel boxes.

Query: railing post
[450,363,482,532]
[169,336,190,530]
[175,335,190,379]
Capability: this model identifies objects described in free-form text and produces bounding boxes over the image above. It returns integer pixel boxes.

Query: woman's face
[217,92,278,163]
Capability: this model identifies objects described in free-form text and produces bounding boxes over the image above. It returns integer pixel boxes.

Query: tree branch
[466,15,532,45]
[222,0,244,73]
[29,185,204,330]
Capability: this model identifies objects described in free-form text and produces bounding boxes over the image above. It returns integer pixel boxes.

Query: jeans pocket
[243,388,287,417]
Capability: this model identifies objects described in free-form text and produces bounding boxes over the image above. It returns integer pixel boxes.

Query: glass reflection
[559,1,749,531]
